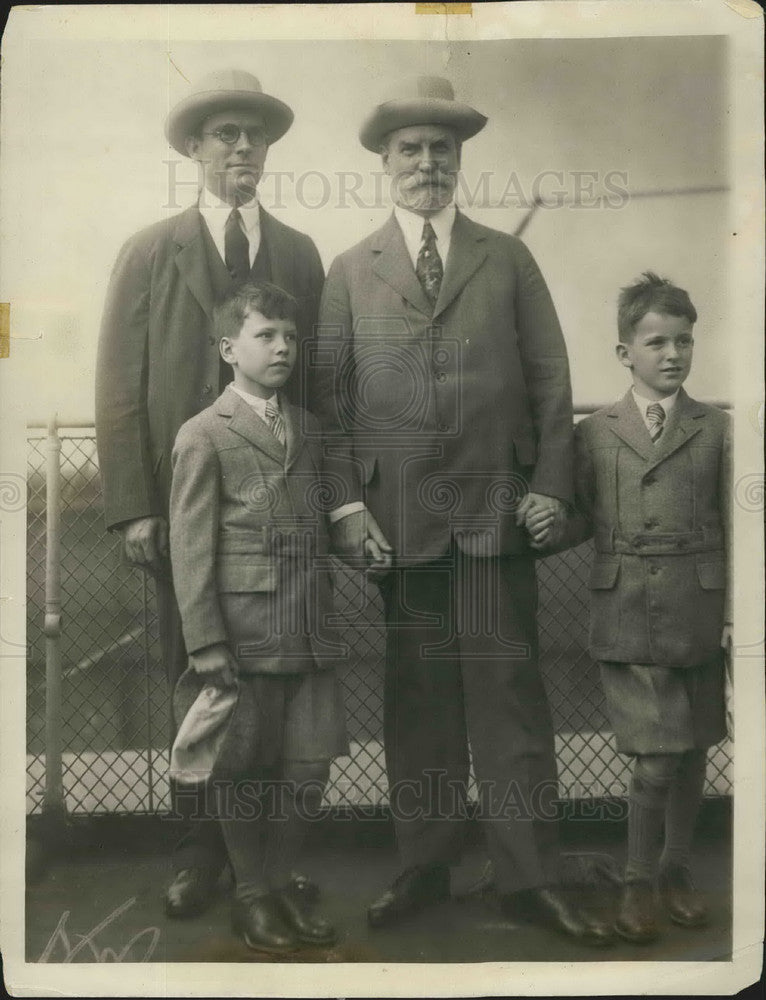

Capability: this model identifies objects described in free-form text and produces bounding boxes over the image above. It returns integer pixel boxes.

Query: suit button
[202,384,213,395]
[438,422,450,433]
[649,565,660,575]
[435,372,447,383]
[644,519,658,529]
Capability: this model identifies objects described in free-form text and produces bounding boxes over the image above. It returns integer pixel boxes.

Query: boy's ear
[616,342,632,369]
[219,337,235,365]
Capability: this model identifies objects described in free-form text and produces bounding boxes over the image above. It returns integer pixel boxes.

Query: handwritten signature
[38,897,160,963]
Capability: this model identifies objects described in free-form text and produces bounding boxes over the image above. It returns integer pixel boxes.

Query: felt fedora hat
[359,75,487,153]
[165,69,294,156]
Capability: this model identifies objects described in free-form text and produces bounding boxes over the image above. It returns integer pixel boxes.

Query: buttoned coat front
[169,387,341,675]
[310,210,574,563]
[96,205,324,531]
[570,389,731,668]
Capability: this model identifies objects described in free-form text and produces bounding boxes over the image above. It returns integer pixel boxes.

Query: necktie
[415,220,443,307]
[265,399,286,448]
[224,208,250,281]
[646,402,666,443]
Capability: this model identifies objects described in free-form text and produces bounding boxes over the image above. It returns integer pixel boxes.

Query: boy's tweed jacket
[169,385,341,673]
[568,388,731,668]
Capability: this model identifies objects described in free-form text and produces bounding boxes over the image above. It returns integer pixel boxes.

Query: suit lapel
[174,206,216,320]
[282,397,303,470]
[432,211,488,318]
[606,391,655,462]
[644,388,705,472]
[259,208,294,292]
[218,387,286,465]
[371,215,433,317]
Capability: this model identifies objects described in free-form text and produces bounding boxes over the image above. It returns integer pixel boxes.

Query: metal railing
[27,415,732,822]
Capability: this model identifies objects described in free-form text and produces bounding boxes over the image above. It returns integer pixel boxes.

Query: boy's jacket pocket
[589,557,621,590]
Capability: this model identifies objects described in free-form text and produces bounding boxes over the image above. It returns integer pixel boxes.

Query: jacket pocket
[696,557,726,590]
[589,556,621,589]
[217,556,276,592]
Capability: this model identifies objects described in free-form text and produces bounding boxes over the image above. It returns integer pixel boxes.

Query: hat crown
[384,75,456,104]
[189,68,265,97]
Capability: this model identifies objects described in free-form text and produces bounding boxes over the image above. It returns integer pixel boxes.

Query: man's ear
[616,342,632,369]
[185,135,201,161]
[379,142,390,174]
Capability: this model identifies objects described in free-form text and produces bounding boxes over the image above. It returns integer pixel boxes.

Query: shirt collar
[230,384,278,421]
[631,385,679,420]
[198,188,261,242]
[393,203,456,263]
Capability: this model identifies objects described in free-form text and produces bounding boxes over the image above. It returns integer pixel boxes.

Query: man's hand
[188,643,238,688]
[516,492,566,551]
[330,509,393,573]
[119,516,169,575]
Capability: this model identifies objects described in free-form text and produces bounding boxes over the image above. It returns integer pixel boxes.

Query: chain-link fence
[27,424,732,817]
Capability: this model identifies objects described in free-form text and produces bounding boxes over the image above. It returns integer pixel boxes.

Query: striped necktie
[646,402,666,443]
[415,220,443,307]
[265,398,286,447]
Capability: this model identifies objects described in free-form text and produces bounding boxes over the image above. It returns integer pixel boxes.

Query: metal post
[42,414,66,833]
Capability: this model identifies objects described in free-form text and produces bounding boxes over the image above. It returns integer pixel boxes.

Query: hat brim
[165,90,294,156]
[359,98,487,152]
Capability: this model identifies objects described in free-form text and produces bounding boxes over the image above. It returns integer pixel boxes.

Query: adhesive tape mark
[0,304,9,358]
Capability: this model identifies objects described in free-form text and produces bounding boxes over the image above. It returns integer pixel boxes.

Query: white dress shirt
[631,386,679,430]
[198,190,261,267]
[393,203,456,268]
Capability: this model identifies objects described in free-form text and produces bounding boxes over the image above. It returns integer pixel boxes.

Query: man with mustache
[310,77,611,945]
[95,70,324,919]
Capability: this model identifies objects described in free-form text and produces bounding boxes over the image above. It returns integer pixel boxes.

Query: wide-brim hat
[359,75,487,153]
[165,69,294,156]
[170,667,239,785]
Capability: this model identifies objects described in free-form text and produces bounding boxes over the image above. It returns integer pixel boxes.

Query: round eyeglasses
[201,124,268,146]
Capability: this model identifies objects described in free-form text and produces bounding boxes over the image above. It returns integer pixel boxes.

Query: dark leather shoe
[274,883,337,946]
[231,895,299,953]
[506,887,614,947]
[614,880,660,944]
[368,865,450,928]
[659,865,710,928]
[290,871,320,904]
[164,866,219,918]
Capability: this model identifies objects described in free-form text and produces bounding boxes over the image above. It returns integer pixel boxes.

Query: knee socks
[625,749,707,883]
[216,761,329,900]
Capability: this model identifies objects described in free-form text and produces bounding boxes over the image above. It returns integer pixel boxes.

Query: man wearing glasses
[95,69,324,919]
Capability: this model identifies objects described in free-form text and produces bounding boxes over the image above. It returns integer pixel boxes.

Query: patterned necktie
[224,208,250,281]
[415,220,443,307]
[646,402,666,443]
[264,398,286,448]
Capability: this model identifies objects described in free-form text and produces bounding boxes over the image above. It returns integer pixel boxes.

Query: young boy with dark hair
[531,271,731,944]
[168,280,348,953]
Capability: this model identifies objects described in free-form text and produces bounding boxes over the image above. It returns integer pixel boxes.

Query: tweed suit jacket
[169,386,341,674]
[309,210,574,564]
[568,388,731,668]
[95,205,324,531]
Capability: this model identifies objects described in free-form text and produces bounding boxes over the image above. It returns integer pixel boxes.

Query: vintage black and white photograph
[0,2,763,996]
